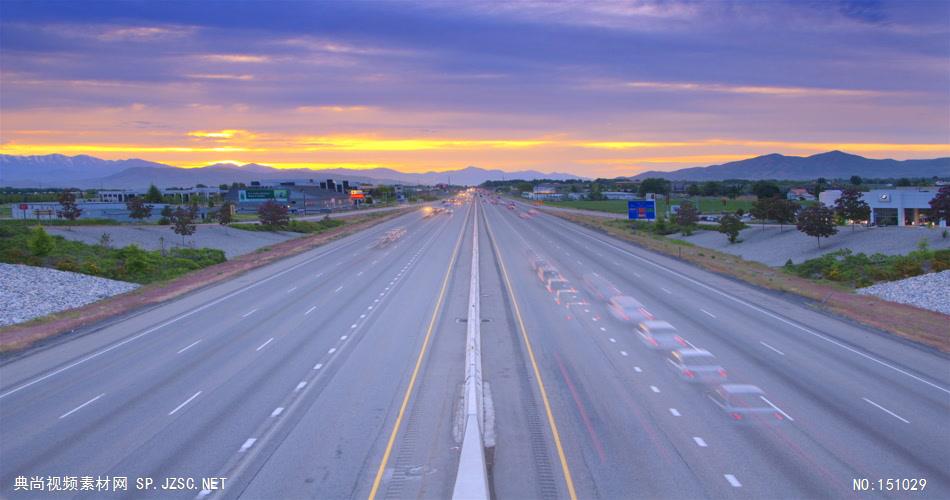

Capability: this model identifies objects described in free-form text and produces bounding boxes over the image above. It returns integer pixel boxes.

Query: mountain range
[1,151,947,188]
[629,151,949,181]
[0,154,581,188]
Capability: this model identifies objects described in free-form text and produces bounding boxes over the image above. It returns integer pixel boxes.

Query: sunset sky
[1,0,948,177]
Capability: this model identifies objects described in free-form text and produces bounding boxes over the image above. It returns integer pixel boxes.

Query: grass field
[546,196,757,215]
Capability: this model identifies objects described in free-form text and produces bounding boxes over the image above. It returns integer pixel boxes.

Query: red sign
[349,189,365,200]
[19,203,28,210]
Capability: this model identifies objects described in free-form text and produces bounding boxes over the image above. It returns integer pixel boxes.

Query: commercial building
[602,191,639,200]
[522,184,564,201]
[224,179,360,214]
[819,187,945,227]
[787,187,816,201]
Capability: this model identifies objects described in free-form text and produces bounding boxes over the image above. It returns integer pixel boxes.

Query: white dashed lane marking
[271,407,284,417]
[669,408,680,416]
[240,438,256,453]
[650,386,660,393]
[701,309,716,318]
[693,437,707,447]
[760,341,785,356]
[177,340,201,354]
[242,309,257,318]
[862,397,909,424]
[724,475,742,488]
[168,391,201,416]
[59,393,105,419]
[256,338,274,351]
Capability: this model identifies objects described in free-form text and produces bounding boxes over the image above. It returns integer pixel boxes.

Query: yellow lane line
[481,201,578,500]
[367,200,472,500]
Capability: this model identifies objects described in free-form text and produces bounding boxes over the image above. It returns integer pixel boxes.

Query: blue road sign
[628,200,657,220]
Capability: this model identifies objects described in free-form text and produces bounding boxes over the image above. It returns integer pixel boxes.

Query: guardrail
[452,200,491,500]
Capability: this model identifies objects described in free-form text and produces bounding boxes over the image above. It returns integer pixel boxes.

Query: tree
[126,197,153,221]
[159,205,174,225]
[56,190,82,220]
[29,226,55,256]
[219,183,230,191]
[929,185,950,226]
[751,181,781,199]
[675,201,699,235]
[896,178,912,187]
[170,206,196,245]
[217,201,234,226]
[749,197,773,230]
[145,184,164,203]
[797,205,838,248]
[850,175,863,186]
[771,199,800,231]
[701,181,720,196]
[589,182,604,201]
[686,184,701,197]
[638,178,670,198]
[717,214,744,244]
[258,199,290,228]
[833,188,870,231]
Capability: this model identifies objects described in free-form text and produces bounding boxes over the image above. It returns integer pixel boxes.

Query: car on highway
[636,320,687,350]
[546,277,572,294]
[583,273,622,302]
[555,289,585,307]
[707,384,786,422]
[667,349,727,383]
[537,266,560,284]
[606,295,653,323]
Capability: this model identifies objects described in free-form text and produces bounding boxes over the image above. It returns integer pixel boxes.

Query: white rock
[0,263,139,327]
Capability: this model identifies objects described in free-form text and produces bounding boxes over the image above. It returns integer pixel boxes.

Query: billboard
[239,189,288,201]
[628,200,656,220]
[349,189,365,200]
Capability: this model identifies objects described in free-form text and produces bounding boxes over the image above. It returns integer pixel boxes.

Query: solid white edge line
[168,391,202,416]
[241,308,257,318]
[547,215,950,396]
[862,397,910,423]
[59,393,105,419]
[700,309,716,318]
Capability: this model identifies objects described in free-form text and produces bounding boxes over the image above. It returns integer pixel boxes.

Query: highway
[1,193,948,499]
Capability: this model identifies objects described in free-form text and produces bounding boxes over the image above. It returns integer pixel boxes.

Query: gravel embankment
[0,263,139,327]
[857,270,950,316]
[47,225,299,259]
[679,225,950,266]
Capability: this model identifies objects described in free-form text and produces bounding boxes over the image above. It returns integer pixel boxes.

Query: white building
[602,191,639,200]
[820,187,945,227]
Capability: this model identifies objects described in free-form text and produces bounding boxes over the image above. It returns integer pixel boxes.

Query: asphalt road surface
[1,194,948,499]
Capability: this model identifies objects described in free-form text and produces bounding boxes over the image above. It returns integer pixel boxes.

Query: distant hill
[630,151,950,181]
[0,154,582,188]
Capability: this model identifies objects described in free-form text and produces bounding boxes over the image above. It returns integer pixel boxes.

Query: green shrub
[784,247,944,288]
[0,223,226,284]
[28,226,55,256]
